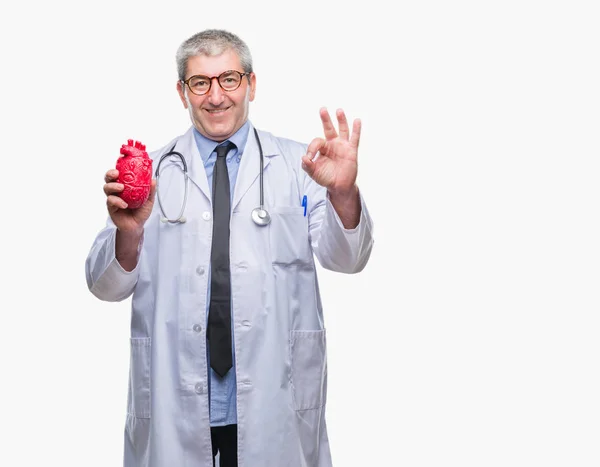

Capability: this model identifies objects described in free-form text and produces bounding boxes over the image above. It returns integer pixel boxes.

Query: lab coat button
[242,320,251,327]
[202,211,212,221]
[193,324,202,332]
[195,383,204,394]
[196,266,205,275]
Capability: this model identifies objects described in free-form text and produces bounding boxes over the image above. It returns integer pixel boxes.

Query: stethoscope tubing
[155,129,268,225]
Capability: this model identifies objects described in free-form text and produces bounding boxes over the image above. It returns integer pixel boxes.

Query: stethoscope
[155,128,271,226]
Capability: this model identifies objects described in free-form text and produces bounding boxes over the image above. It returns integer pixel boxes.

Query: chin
[195,124,225,140]
[210,131,233,142]
[209,126,235,140]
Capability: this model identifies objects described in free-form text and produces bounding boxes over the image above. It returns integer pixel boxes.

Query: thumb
[147,179,157,205]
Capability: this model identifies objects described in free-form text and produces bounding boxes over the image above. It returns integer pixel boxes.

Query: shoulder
[254,128,308,161]
[147,133,187,162]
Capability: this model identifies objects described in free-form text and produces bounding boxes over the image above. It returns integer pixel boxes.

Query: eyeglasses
[182,70,250,96]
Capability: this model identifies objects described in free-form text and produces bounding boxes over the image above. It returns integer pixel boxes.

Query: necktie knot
[215,141,235,159]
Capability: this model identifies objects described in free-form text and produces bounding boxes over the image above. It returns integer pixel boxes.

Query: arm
[85,167,156,301]
[307,184,374,273]
[85,220,142,302]
[116,228,144,272]
[302,108,374,272]
[328,184,361,229]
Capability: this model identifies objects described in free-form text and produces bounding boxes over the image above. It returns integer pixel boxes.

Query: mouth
[204,106,231,115]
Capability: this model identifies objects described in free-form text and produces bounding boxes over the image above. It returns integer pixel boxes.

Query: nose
[206,77,225,105]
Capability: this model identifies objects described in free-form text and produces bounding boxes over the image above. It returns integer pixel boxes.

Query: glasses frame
[182,70,251,96]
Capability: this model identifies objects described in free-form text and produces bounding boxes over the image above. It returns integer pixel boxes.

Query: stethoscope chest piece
[251,207,271,226]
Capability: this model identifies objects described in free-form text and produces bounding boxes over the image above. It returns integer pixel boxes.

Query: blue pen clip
[301,195,307,217]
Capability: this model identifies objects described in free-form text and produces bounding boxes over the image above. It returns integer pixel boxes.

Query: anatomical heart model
[116,139,153,209]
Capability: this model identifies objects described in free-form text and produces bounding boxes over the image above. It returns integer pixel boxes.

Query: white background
[0,0,599,465]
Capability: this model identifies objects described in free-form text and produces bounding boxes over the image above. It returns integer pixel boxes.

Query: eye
[188,76,209,88]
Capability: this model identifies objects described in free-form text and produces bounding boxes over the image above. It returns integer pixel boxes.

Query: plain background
[1,0,599,465]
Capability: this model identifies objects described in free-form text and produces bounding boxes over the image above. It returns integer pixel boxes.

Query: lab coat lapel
[232,126,278,213]
[180,127,212,202]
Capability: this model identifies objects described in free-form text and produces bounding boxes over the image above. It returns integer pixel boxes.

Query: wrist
[328,184,359,201]
[117,225,144,238]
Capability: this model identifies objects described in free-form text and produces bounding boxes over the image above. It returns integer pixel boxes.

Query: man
[86,29,374,467]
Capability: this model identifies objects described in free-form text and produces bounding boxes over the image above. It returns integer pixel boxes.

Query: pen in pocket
[301,195,307,217]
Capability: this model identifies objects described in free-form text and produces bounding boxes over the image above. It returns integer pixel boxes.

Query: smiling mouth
[205,107,230,114]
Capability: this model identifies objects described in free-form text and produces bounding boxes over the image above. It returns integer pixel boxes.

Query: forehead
[186,49,243,77]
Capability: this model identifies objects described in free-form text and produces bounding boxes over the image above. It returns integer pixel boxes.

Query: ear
[176,81,188,109]
[248,73,257,102]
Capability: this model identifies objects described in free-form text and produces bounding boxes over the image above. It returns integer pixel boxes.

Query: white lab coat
[85,123,374,467]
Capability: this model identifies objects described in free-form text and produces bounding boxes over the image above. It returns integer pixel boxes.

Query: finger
[350,118,362,149]
[320,107,337,140]
[301,154,316,177]
[147,179,157,204]
[105,169,119,183]
[107,194,128,212]
[103,182,124,196]
[337,108,350,140]
[306,137,326,160]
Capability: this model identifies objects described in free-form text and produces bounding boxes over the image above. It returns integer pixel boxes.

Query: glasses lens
[219,71,242,91]
[187,76,210,95]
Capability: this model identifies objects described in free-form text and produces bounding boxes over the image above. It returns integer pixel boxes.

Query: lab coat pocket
[269,207,311,265]
[290,330,327,411]
[127,337,151,419]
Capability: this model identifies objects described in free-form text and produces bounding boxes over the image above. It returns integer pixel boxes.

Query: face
[177,49,256,142]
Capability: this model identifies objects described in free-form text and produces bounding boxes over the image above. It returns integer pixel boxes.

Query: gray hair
[176,29,253,81]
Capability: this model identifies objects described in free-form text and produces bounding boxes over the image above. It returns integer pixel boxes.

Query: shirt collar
[192,120,251,164]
